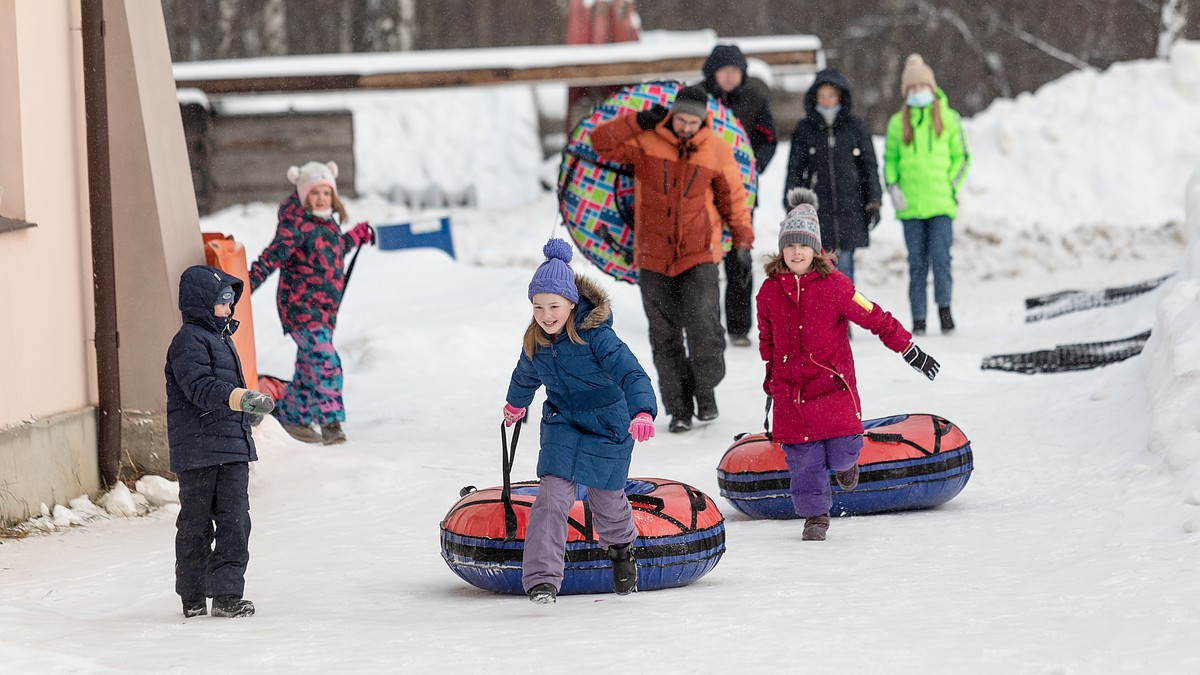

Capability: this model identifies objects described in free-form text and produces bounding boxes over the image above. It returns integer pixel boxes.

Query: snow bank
[1142,167,1200,523]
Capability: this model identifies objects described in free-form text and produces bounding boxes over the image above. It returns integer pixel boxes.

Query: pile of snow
[216,87,544,211]
[1143,167,1200,531]
[950,40,1200,277]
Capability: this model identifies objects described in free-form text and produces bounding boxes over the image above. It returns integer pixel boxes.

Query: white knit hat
[287,160,339,206]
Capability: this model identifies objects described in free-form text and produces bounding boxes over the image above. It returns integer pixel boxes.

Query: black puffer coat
[165,265,257,473]
[702,45,778,179]
[783,68,882,251]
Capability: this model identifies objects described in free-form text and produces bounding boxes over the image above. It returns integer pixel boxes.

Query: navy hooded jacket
[506,276,658,491]
[165,265,257,473]
[702,44,778,178]
[784,68,883,251]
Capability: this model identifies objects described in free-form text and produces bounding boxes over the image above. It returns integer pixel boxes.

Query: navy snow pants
[175,462,251,601]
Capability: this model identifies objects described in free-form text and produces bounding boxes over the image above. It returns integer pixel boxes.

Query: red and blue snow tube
[717,414,973,518]
[440,477,725,595]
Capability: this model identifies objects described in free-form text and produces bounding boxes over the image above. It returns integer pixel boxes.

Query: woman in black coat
[783,68,882,283]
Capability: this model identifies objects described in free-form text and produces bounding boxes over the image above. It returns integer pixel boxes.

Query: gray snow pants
[521,474,637,592]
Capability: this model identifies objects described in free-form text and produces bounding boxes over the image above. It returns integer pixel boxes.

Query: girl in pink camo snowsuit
[248,161,373,445]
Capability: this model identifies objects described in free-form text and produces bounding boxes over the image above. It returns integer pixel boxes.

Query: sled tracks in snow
[981,330,1152,374]
[1024,274,1173,323]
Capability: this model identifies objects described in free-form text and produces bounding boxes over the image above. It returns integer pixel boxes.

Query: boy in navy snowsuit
[166,265,275,618]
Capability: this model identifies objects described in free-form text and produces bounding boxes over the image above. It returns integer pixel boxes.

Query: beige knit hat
[900,53,937,94]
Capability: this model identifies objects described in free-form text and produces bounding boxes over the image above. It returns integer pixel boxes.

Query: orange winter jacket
[592,112,753,278]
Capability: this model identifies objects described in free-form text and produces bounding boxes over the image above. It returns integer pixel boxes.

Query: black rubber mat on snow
[981,330,1152,374]
[1024,274,1173,323]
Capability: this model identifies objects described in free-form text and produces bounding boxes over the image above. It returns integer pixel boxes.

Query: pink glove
[348,221,375,246]
[503,403,526,427]
[629,412,655,443]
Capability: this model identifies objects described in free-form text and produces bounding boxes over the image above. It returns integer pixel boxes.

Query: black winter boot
[182,599,207,618]
[527,583,557,604]
[912,319,926,336]
[668,416,692,433]
[695,392,719,421]
[608,542,638,595]
[938,306,955,335]
[211,595,255,618]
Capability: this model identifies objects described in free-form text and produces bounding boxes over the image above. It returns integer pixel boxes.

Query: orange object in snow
[202,233,259,391]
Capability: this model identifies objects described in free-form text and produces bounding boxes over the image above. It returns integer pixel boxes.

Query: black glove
[865,202,881,231]
[902,343,940,381]
[636,105,669,130]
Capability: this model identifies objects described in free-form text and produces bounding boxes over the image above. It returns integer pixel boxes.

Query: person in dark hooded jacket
[702,44,778,346]
[165,265,275,619]
[783,68,883,284]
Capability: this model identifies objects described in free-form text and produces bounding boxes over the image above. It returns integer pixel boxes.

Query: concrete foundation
[0,408,100,527]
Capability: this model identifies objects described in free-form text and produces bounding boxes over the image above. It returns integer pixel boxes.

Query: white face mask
[816,104,841,123]
[906,90,935,108]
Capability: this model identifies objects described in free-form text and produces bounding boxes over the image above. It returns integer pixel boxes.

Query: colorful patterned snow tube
[440,477,725,595]
[717,414,973,518]
[557,80,757,284]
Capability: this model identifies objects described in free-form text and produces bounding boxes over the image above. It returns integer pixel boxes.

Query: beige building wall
[1,0,204,524]
[0,0,98,523]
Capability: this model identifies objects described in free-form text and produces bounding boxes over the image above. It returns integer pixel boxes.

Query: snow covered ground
[3,43,1200,674]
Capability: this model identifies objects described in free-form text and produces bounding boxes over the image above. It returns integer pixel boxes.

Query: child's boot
[835,464,860,491]
[527,583,557,604]
[608,541,638,595]
[182,598,207,618]
[938,306,955,334]
[802,514,830,541]
[211,595,255,618]
[321,422,347,445]
[281,422,323,444]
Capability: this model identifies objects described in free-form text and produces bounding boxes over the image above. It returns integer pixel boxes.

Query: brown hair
[763,250,837,278]
[521,311,585,358]
[901,99,944,145]
[304,192,349,223]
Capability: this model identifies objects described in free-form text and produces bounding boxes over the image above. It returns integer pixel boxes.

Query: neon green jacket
[883,89,970,220]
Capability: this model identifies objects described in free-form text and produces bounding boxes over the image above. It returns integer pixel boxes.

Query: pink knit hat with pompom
[287,161,339,206]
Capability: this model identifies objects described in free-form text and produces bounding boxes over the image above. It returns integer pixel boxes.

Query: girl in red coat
[756,189,940,541]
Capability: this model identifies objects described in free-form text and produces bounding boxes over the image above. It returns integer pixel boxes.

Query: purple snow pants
[782,435,863,517]
[521,473,637,593]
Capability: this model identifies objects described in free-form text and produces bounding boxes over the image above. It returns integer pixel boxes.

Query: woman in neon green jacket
[884,54,970,335]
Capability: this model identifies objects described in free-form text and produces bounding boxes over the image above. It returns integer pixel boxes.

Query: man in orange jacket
[592,85,754,433]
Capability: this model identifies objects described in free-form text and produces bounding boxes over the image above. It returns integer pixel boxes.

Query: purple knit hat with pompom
[528,239,578,303]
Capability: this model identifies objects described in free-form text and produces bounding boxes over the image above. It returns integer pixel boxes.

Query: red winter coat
[756,269,912,444]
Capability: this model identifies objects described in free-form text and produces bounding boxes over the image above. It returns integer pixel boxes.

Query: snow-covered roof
[173,34,822,94]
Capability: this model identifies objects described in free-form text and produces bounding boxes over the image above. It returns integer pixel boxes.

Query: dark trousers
[175,462,251,601]
[723,250,754,337]
[639,263,726,419]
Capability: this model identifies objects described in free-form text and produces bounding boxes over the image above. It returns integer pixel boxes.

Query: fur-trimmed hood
[573,274,613,332]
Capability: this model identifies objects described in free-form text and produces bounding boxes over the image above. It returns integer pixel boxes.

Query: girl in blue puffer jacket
[502,240,658,605]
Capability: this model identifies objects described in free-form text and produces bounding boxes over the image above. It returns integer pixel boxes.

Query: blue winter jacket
[165,265,258,473]
[506,276,658,490]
